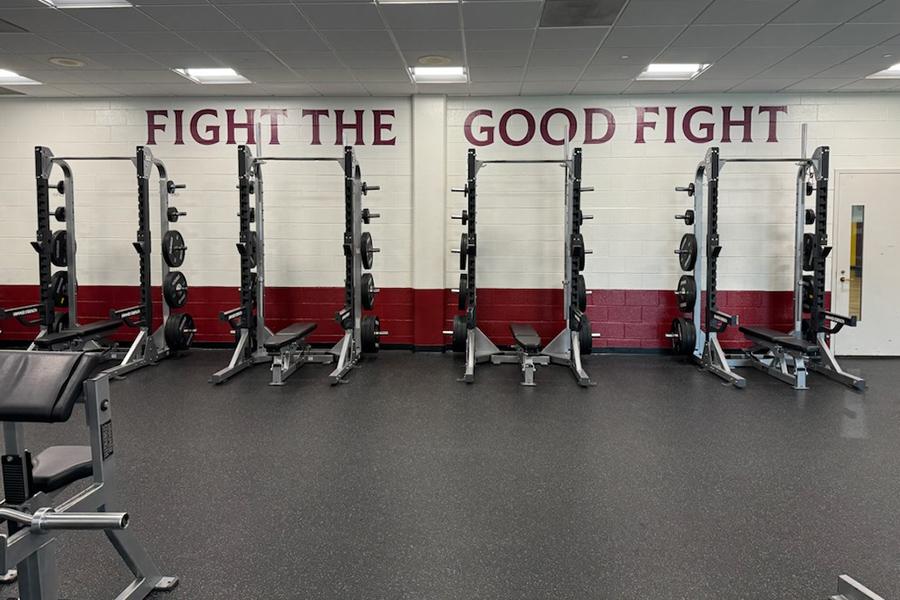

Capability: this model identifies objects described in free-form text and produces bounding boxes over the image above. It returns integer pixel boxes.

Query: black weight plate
[50,311,69,334]
[163,270,189,308]
[50,230,68,267]
[574,274,587,311]
[573,210,583,228]
[579,315,592,355]
[451,314,467,352]
[53,206,66,222]
[805,208,816,225]
[802,275,814,312]
[247,231,258,268]
[361,272,376,310]
[802,233,815,272]
[458,274,468,310]
[676,275,697,313]
[49,271,68,307]
[670,317,696,356]
[459,233,468,270]
[250,272,259,305]
[682,209,695,226]
[571,233,585,271]
[361,231,375,270]
[678,233,697,271]
[164,312,195,351]
[162,230,186,268]
[361,315,380,353]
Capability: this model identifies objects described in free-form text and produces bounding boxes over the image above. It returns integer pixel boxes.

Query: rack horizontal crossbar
[720,158,812,164]
[480,159,566,165]
[51,156,135,162]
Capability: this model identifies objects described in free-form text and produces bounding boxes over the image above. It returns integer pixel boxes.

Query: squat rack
[0,146,194,376]
[210,144,385,386]
[670,144,863,389]
[445,147,599,385]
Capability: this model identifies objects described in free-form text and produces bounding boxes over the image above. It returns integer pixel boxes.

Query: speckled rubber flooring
[0,349,897,600]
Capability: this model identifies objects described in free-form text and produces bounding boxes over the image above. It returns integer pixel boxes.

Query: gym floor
[2,350,897,599]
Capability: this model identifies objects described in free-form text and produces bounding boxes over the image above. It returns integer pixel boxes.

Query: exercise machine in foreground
[0,146,195,376]
[828,575,885,600]
[0,350,178,598]
[669,146,863,390]
[445,147,599,386]
[211,145,386,386]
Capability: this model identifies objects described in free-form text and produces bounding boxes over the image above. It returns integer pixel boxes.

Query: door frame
[831,169,900,354]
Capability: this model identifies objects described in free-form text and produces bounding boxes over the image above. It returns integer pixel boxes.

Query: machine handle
[0,507,128,532]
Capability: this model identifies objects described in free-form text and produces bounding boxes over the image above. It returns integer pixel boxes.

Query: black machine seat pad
[0,350,101,423]
[740,326,818,354]
[264,322,317,352]
[33,318,123,349]
[32,445,93,494]
[510,323,542,353]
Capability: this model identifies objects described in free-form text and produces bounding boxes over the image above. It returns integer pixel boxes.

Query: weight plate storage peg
[675,275,697,313]
[675,209,694,226]
[677,233,698,272]
[802,233,815,272]
[49,271,68,307]
[361,231,375,270]
[670,317,696,356]
[361,315,381,353]
[50,230,68,267]
[579,316,592,355]
[53,206,66,222]
[361,273,377,310]
[458,233,468,270]
[458,273,468,310]
[574,274,587,311]
[163,271,189,308]
[451,314,467,352]
[166,206,186,223]
[162,230,187,268]
[164,312,195,351]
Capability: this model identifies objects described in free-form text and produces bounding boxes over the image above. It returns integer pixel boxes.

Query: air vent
[540,0,627,27]
[0,18,28,33]
[0,87,25,96]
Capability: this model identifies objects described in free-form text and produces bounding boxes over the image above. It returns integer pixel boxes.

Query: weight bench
[0,350,177,599]
[490,323,550,386]
[31,317,123,351]
[740,326,819,390]
[264,322,333,386]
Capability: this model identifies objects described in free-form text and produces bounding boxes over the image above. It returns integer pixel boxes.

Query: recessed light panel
[410,66,467,83]
[40,0,132,7]
[173,68,251,85]
[637,63,711,81]
[867,63,900,79]
[0,70,41,85]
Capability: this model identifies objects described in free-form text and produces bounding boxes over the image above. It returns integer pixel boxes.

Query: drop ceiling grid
[0,0,897,96]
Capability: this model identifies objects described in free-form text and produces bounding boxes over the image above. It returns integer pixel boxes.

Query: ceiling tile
[675,78,745,92]
[414,83,470,95]
[88,53,166,70]
[712,46,796,67]
[696,0,796,25]
[233,66,302,83]
[617,0,708,26]
[775,0,879,24]
[468,82,522,95]
[402,49,464,66]
[671,25,758,47]
[462,2,541,29]
[729,77,800,91]
[296,68,356,82]
[333,50,404,68]
[466,29,534,52]
[834,78,900,91]
[255,30,329,52]
[296,2,382,30]
[180,30,262,52]
[523,65,583,81]
[0,32,67,54]
[274,52,343,69]
[392,29,462,51]
[521,81,575,94]
[782,78,857,91]
[572,79,631,93]
[311,82,369,95]
[145,51,219,69]
[108,32,196,53]
[469,66,524,83]
[591,46,660,65]
[362,82,415,96]
[528,49,590,68]
[65,7,167,32]
[582,62,643,80]
[140,6,238,31]
[0,8,93,33]
[625,79,684,93]
[655,46,730,62]
[320,29,396,51]
[466,51,528,67]
[380,3,459,30]
[43,31,130,53]
[258,82,319,95]
[812,24,900,46]
[532,27,606,49]
[603,26,681,48]
[353,68,411,82]
[217,4,310,30]
[207,51,284,69]
[741,23,834,47]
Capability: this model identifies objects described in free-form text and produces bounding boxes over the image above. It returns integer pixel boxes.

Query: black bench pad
[510,323,542,353]
[0,351,101,423]
[33,318,123,349]
[264,322,317,352]
[32,445,93,494]
[740,326,818,354]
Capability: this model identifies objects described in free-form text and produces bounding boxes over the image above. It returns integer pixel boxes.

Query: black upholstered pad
[33,318,123,349]
[264,322,317,352]
[32,445,93,493]
[0,351,101,422]
[740,327,818,354]
[510,323,542,353]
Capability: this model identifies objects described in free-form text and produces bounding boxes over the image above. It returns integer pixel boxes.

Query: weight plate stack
[361,315,380,353]
[675,275,697,313]
[162,230,187,268]
[571,233,585,271]
[361,273,376,310]
[677,233,698,271]
[164,312,195,351]
[802,275,814,312]
[802,233,815,272]
[458,233,468,270]
[50,230,68,267]
[247,231,259,268]
[451,314,467,352]
[361,231,375,270]
[458,273,468,310]
[579,315,592,355]
[49,271,68,307]
[670,317,696,356]
[163,271,189,308]
[574,274,587,311]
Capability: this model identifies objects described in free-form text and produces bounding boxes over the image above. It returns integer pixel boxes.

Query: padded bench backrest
[0,350,102,423]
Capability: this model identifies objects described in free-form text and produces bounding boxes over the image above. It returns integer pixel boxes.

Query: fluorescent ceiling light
[410,65,467,83]
[867,63,900,79]
[376,1,456,4]
[0,70,41,85]
[173,68,250,85]
[39,0,133,7]
[637,63,710,81]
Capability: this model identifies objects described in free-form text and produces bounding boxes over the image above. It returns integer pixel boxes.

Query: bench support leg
[745,346,808,390]
[104,327,162,379]
[328,331,359,385]
[543,329,594,387]
[703,335,746,388]
[270,344,334,386]
[810,337,866,391]
[463,327,500,383]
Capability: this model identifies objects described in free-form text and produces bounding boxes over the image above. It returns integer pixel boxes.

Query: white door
[833,172,900,355]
